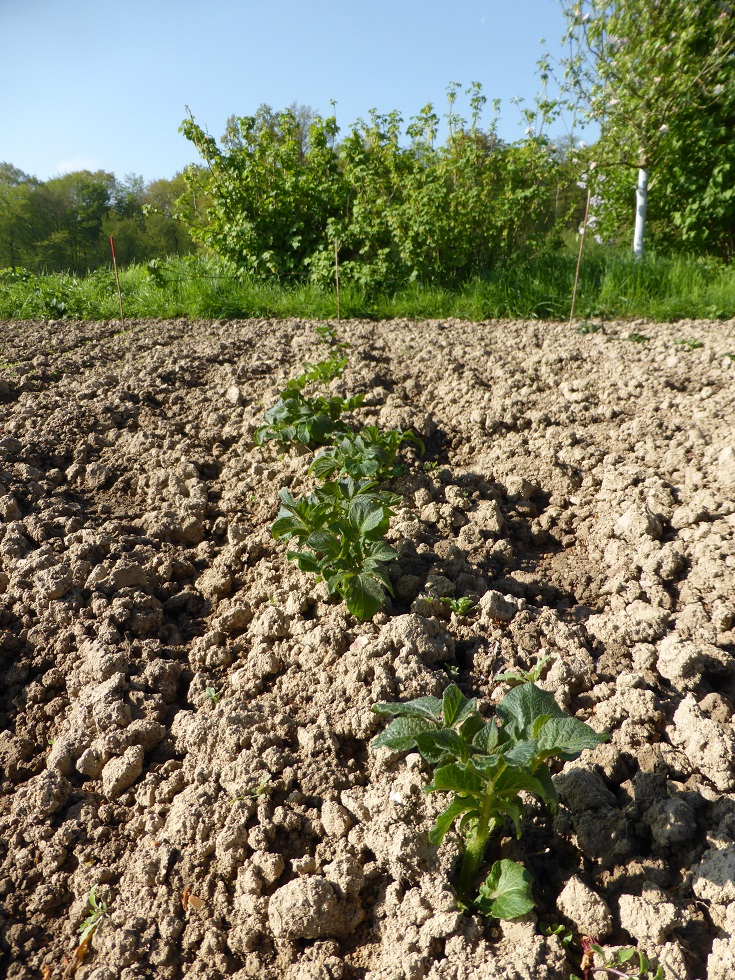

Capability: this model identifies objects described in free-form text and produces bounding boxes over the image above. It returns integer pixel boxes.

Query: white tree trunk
[633,166,648,260]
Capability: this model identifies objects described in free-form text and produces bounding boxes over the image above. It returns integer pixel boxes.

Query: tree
[559,0,735,258]
[0,163,38,270]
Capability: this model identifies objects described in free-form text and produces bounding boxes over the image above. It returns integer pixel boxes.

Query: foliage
[0,164,196,273]
[495,652,553,687]
[253,357,363,447]
[310,426,424,482]
[572,937,665,980]
[371,683,607,914]
[180,87,572,290]
[440,596,476,616]
[79,887,110,943]
[558,0,735,256]
[271,480,400,620]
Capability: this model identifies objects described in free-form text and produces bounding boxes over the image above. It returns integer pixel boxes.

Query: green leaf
[495,683,566,740]
[536,716,608,761]
[475,860,535,920]
[340,569,386,620]
[370,715,435,752]
[413,729,468,764]
[427,762,484,796]
[442,685,464,726]
[429,797,479,846]
[473,719,501,754]
[372,696,443,722]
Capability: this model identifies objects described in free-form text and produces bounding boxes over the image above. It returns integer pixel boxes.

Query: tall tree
[559,0,735,258]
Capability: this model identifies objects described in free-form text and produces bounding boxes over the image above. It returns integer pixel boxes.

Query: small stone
[268,877,342,940]
[618,886,677,944]
[479,590,522,623]
[557,876,613,937]
[101,744,144,799]
[321,801,353,839]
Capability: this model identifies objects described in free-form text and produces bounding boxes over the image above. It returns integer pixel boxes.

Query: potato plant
[310,426,424,482]
[371,683,607,917]
[258,348,425,621]
[271,479,400,621]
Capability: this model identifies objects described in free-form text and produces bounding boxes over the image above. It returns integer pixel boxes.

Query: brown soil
[1,316,734,980]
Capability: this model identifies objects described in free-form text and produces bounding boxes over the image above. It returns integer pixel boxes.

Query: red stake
[109,235,124,327]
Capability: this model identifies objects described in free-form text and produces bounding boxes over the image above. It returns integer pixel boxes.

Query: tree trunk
[633,166,648,260]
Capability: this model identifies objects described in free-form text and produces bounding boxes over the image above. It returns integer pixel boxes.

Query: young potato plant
[371,683,607,917]
[254,356,363,447]
[272,478,401,620]
[310,426,424,482]
[254,382,363,446]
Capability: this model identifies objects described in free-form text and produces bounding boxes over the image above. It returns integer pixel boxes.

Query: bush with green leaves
[272,478,400,620]
[181,86,571,291]
[371,683,607,916]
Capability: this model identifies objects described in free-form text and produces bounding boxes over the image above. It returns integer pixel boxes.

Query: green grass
[1,251,734,322]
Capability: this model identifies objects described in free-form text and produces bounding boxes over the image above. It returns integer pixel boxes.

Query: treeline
[0,164,197,274]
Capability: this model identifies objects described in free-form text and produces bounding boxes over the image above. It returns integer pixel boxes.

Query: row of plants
[254,341,423,621]
[254,331,664,978]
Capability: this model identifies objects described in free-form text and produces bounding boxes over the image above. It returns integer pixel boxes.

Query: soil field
[1,315,735,980]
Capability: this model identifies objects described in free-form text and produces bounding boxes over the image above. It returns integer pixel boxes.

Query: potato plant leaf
[475,860,535,920]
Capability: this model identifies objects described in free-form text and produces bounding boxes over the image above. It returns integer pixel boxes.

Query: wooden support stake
[569,188,591,329]
[334,238,341,324]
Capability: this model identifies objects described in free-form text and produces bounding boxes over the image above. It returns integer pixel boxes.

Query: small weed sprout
[204,687,222,705]
[372,683,607,917]
[572,938,666,979]
[625,332,650,343]
[575,320,603,335]
[495,652,553,687]
[79,887,110,943]
[673,337,703,350]
[440,596,476,616]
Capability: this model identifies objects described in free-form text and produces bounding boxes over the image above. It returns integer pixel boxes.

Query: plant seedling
[674,337,703,350]
[572,937,665,979]
[204,687,222,705]
[254,383,363,446]
[625,332,650,343]
[495,652,553,687]
[311,426,424,482]
[723,352,735,361]
[575,321,603,335]
[371,683,607,916]
[272,479,400,620]
[440,596,476,616]
[79,887,110,943]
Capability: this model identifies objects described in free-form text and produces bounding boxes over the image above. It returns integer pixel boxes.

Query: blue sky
[1,0,585,184]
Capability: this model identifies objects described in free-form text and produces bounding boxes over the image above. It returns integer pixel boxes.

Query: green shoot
[204,687,222,705]
[571,937,666,979]
[371,683,607,916]
[625,332,650,343]
[79,887,110,944]
[673,337,703,350]
[575,320,603,335]
[310,426,424,482]
[495,653,553,687]
[440,596,476,616]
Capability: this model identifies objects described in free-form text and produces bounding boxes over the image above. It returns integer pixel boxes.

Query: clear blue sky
[1,0,585,184]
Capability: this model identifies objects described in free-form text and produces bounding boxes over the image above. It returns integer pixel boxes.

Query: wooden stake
[569,188,591,329]
[334,238,341,324]
[109,235,124,327]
